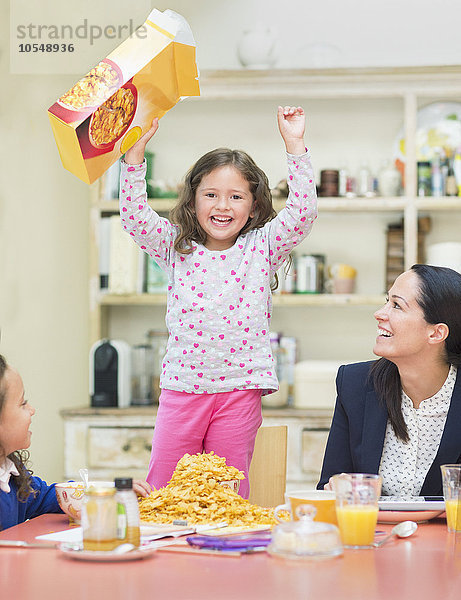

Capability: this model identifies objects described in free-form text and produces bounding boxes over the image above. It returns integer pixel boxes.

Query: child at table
[0,354,151,530]
[120,106,317,497]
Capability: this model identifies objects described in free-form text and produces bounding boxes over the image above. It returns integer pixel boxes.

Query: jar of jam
[81,486,118,551]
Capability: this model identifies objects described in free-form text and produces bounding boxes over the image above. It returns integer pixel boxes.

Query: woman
[317,264,461,496]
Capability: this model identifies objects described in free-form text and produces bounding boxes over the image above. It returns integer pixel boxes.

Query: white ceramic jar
[378,162,402,197]
[237,24,277,69]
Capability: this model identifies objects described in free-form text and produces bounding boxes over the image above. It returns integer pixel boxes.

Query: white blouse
[379,364,457,496]
[0,458,19,493]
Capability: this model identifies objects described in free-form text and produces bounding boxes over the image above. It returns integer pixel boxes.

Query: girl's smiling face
[194,165,254,251]
[373,270,439,363]
[0,367,35,456]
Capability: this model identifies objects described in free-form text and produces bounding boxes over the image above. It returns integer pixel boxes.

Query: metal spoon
[373,520,418,547]
[113,543,136,554]
[78,468,89,488]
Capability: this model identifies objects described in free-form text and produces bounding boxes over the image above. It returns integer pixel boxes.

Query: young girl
[0,354,62,530]
[0,354,151,530]
[120,106,317,498]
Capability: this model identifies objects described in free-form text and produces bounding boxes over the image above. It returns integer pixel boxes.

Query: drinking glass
[331,473,382,549]
[441,464,461,532]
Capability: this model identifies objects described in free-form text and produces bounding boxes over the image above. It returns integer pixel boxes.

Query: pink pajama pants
[146,388,263,499]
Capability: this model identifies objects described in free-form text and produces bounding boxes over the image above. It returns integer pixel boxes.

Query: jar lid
[86,486,116,496]
[268,505,343,560]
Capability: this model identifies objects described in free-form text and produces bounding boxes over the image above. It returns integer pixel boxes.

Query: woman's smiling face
[373,270,436,363]
[194,165,254,251]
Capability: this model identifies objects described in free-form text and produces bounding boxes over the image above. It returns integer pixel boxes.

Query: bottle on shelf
[357,162,375,197]
[417,161,432,197]
[338,166,348,197]
[431,150,443,197]
[453,148,461,197]
[114,477,141,548]
[445,159,458,197]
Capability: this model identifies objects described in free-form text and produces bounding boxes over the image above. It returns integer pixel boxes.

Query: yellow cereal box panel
[48,9,200,184]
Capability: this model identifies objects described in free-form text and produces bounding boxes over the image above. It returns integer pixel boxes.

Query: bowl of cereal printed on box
[88,82,138,151]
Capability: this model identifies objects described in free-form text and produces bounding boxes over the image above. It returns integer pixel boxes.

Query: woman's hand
[124,117,159,165]
[133,479,152,497]
[277,106,306,155]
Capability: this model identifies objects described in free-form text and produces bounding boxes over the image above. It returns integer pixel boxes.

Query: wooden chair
[248,425,287,507]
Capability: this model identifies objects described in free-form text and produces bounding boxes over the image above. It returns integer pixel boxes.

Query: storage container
[293,360,349,409]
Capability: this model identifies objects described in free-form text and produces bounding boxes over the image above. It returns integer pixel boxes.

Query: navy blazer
[317,361,461,495]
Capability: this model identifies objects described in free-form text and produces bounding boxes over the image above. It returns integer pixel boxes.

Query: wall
[1,0,460,482]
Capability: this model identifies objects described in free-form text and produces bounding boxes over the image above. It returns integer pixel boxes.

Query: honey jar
[81,486,118,551]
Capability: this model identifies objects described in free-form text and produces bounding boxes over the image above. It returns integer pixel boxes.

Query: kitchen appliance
[131,344,155,406]
[89,339,131,408]
[296,254,325,293]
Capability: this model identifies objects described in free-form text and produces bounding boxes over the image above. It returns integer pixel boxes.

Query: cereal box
[48,9,200,184]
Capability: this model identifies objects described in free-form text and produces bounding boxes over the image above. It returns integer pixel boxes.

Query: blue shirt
[0,475,62,530]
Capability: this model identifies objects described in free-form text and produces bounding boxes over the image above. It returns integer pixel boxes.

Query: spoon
[113,543,136,554]
[373,520,418,547]
[78,468,89,489]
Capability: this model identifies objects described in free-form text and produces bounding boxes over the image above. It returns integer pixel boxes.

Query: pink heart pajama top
[119,150,317,396]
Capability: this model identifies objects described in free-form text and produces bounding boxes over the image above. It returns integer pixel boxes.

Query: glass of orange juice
[331,473,382,549]
[441,464,461,532]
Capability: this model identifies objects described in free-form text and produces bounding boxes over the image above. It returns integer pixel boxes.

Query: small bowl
[55,481,114,523]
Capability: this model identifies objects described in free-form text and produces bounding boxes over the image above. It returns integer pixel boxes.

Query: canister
[131,344,155,406]
[296,254,325,293]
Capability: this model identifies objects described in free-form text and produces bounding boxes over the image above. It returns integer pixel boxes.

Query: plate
[394,101,461,162]
[378,497,445,511]
[378,510,444,524]
[58,543,156,562]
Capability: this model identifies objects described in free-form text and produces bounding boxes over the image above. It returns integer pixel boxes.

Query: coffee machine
[89,339,131,408]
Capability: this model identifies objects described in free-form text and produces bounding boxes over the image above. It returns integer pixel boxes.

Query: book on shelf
[107,215,145,295]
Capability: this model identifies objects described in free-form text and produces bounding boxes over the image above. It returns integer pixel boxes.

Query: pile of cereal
[139,452,280,526]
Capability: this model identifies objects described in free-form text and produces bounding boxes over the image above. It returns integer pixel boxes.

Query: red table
[1,514,461,600]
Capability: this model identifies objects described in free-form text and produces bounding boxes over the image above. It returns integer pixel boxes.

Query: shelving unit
[90,66,461,344]
[79,66,461,488]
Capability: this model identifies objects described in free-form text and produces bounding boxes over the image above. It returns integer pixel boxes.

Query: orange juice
[445,499,461,532]
[336,504,378,546]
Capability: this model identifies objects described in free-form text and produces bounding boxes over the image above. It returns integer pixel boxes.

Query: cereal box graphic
[48,9,200,184]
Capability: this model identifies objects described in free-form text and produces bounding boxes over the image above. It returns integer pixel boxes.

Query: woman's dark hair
[0,354,34,502]
[370,264,461,442]
[170,148,288,289]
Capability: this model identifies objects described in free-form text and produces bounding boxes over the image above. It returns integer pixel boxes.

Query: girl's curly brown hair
[0,355,35,502]
[171,148,276,251]
[170,147,290,289]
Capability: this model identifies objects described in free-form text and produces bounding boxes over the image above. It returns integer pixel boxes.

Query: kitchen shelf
[97,196,409,213]
[99,292,385,307]
[197,66,461,100]
[89,65,461,348]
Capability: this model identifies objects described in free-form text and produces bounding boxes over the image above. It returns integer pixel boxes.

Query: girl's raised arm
[277,106,306,155]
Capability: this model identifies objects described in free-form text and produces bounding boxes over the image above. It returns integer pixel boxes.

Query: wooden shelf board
[99,293,385,307]
[197,66,461,100]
